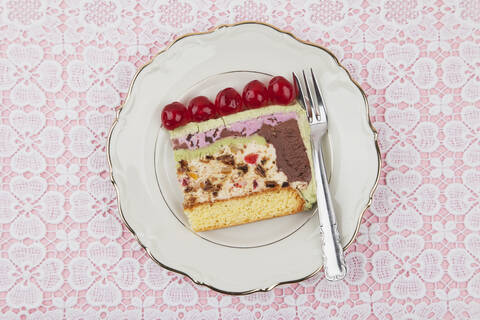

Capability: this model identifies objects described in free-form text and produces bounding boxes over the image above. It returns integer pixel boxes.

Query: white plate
[108,22,380,294]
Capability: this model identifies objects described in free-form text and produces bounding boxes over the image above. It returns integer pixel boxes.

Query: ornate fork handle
[312,134,346,281]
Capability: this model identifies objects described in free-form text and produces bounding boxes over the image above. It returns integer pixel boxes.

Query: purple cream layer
[171,112,297,150]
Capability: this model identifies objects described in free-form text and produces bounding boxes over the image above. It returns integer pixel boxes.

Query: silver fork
[293,69,347,281]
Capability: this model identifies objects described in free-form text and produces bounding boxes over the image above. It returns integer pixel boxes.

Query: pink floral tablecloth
[0,0,479,319]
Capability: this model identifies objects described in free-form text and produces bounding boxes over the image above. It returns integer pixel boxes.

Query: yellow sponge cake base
[185,188,305,232]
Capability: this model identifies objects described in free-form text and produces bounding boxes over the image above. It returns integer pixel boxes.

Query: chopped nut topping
[216,154,235,166]
[265,181,277,188]
[281,181,289,188]
[185,196,197,206]
[230,145,241,153]
[178,160,189,173]
[221,167,232,174]
[203,179,214,191]
[205,155,214,160]
[212,191,218,197]
[187,172,198,180]
[254,164,266,177]
[236,164,248,174]
[185,186,193,192]
[261,157,267,165]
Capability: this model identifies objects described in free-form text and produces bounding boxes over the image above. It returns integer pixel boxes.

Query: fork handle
[312,139,347,281]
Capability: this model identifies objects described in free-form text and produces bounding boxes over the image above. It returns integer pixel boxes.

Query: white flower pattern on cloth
[443,42,480,103]
[67,47,135,108]
[68,242,139,306]
[55,163,80,185]
[292,0,363,41]
[299,304,370,320]
[1,0,61,42]
[374,301,447,319]
[55,98,79,120]
[431,158,455,178]
[367,44,437,103]
[432,221,456,242]
[63,0,137,44]
[372,235,442,299]
[0,45,62,106]
[0,0,479,318]
[56,229,80,251]
[430,94,454,116]
[380,107,439,168]
[356,223,381,245]
[4,175,65,239]
[0,243,63,308]
[1,110,64,174]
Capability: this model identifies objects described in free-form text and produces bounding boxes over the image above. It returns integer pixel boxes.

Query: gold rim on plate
[106,21,381,295]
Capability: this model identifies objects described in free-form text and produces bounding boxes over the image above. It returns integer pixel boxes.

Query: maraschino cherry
[188,96,216,122]
[268,76,296,105]
[161,102,189,130]
[244,153,258,164]
[215,88,243,115]
[242,80,268,109]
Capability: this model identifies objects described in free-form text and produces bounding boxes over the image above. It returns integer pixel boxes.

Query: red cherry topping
[188,96,216,122]
[215,87,243,115]
[244,153,258,164]
[268,76,296,105]
[242,80,268,109]
[161,102,189,130]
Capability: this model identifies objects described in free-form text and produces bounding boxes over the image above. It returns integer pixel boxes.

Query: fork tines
[293,69,327,124]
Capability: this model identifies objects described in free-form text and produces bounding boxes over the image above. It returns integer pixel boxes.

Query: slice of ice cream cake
[162,77,316,231]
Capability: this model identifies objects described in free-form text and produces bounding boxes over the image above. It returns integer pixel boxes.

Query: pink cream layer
[171,112,297,150]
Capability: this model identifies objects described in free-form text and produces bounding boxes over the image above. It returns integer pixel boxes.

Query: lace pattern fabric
[0,0,479,318]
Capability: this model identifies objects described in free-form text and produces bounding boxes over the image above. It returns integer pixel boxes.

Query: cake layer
[185,187,304,232]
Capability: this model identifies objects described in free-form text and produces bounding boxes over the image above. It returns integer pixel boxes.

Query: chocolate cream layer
[170,104,317,207]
